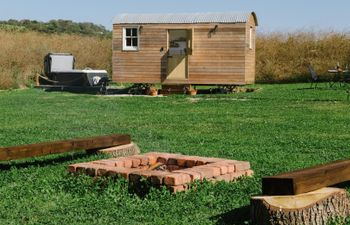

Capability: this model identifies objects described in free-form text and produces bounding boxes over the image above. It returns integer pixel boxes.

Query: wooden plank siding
[113,21,256,85]
[188,25,246,84]
[244,14,257,84]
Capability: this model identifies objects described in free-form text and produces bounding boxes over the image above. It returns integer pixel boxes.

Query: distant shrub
[0,19,111,38]
[0,24,27,32]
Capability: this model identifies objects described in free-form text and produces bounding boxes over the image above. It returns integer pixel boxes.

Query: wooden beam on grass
[0,134,131,161]
[262,159,350,195]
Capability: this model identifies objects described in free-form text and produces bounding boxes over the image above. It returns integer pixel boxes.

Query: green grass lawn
[1,83,350,224]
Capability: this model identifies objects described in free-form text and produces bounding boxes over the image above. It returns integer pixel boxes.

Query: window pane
[126,28,131,36]
[132,28,137,36]
[132,38,138,47]
[126,38,132,46]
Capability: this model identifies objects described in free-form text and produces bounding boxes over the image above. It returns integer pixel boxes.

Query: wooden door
[164,29,192,83]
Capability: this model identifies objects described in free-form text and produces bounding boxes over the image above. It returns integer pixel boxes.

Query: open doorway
[164,29,192,82]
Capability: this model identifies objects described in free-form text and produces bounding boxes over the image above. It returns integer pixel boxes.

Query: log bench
[0,134,131,161]
[262,159,350,195]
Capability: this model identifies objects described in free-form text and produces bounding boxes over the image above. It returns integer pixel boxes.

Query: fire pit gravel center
[68,152,253,193]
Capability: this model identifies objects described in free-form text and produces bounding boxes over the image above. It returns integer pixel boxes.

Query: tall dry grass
[1,30,350,89]
[256,31,350,82]
[0,31,111,89]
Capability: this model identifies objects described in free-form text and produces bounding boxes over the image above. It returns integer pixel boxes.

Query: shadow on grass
[0,151,94,171]
[210,205,250,225]
[127,178,157,198]
[333,180,350,189]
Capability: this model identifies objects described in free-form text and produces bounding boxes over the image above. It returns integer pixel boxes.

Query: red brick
[115,161,125,167]
[219,160,250,172]
[146,155,158,165]
[245,170,254,177]
[74,163,100,176]
[226,164,235,173]
[210,163,229,175]
[195,160,205,166]
[186,166,220,179]
[157,156,168,164]
[192,156,212,165]
[164,173,191,186]
[185,159,196,168]
[155,153,182,164]
[213,161,235,173]
[121,159,133,168]
[181,156,203,167]
[167,165,180,171]
[200,165,221,177]
[143,151,162,155]
[148,171,172,185]
[235,161,251,171]
[167,158,178,165]
[202,157,225,163]
[139,165,150,170]
[92,157,135,168]
[173,169,202,181]
[96,166,140,179]
[130,158,141,168]
[91,159,117,167]
[68,163,85,173]
[175,157,187,167]
[135,155,150,166]
[103,169,129,179]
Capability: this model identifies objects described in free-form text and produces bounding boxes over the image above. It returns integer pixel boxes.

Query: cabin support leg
[160,84,191,95]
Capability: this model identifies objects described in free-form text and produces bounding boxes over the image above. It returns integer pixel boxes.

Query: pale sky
[0,0,349,32]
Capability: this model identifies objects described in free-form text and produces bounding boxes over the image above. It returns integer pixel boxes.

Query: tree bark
[251,187,350,225]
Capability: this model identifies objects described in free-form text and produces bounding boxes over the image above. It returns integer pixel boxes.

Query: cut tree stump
[251,187,350,225]
[97,142,140,157]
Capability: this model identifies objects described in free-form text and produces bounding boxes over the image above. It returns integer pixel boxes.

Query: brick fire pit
[68,152,253,193]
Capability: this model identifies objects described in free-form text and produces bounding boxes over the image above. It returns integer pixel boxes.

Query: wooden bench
[0,134,131,161]
[262,159,350,196]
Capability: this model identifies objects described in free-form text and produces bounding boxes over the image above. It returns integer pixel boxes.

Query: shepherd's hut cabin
[112,12,258,88]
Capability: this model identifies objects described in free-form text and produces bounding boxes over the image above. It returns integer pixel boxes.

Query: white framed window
[249,27,253,50]
[123,27,139,51]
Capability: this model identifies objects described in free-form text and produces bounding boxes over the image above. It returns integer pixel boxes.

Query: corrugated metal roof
[114,12,257,25]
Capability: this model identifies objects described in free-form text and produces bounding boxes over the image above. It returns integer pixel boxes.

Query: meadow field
[1,84,350,224]
[1,30,350,89]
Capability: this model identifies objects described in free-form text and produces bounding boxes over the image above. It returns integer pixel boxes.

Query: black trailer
[38,53,110,93]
